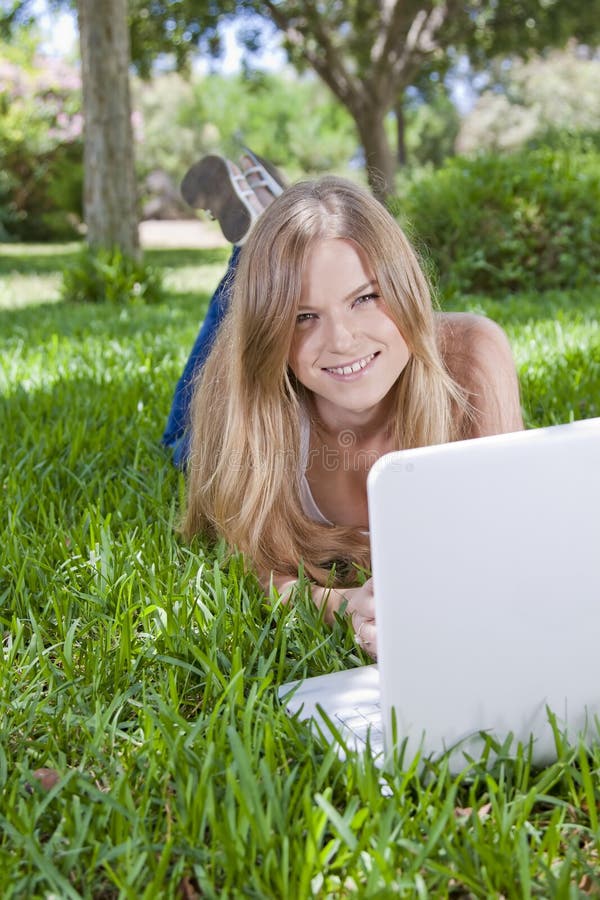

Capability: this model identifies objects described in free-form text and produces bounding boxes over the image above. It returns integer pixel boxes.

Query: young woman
[175,163,523,656]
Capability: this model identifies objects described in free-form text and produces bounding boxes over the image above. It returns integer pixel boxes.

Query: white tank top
[298,407,332,525]
[297,406,370,535]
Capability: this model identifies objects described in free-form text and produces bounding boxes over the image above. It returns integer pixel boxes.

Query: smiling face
[288,238,411,430]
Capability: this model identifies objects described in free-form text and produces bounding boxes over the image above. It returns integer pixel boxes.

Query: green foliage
[243,0,600,198]
[0,168,19,239]
[2,243,600,894]
[0,40,83,241]
[457,47,600,155]
[405,84,460,167]
[0,1,36,43]
[527,127,600,155]
[1,140,83,242]
[128,0,237,78]
[449,289,600,425]
[134,70,358,189]
[451,0,600,68]
[60,246,165,305]
[398,146,600,296]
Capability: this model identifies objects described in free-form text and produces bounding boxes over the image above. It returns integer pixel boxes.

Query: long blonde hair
[183,176,467,586]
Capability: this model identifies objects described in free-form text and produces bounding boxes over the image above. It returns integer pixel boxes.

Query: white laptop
[279,416,600,769]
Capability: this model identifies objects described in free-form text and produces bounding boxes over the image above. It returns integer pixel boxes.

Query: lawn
[1,241,600,897]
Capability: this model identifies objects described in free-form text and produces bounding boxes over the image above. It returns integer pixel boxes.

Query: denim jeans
[162,247,240,467]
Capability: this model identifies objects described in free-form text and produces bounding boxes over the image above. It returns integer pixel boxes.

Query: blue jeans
[162,247,240,467]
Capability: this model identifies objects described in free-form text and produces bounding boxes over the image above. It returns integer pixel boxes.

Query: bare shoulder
[437,311,513,368]
[436,311,524,437]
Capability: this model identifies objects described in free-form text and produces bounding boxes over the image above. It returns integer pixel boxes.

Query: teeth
[327,353,375,375]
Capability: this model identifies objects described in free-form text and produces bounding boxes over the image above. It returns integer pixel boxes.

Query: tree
[78,0,235,254]
[9,0,600,213]
[254,0,456,199]
[3,0,231,253]
[76,0,139,257]
[128,0,237,77]
[0,0,32,38]
[246,0,600,198]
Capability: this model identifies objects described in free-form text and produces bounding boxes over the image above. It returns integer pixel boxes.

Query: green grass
[1,242,600,897]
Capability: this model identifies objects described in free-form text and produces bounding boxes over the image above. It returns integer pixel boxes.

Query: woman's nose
[325,313,356,351]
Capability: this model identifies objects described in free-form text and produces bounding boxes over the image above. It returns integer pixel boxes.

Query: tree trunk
[394,94,407,167]
[77,0,139,258]
[354,106,396,202]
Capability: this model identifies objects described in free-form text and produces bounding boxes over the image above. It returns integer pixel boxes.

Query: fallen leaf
[579,873,600,895]
[454,802,492,821]
[32,768,61,791]
[177,875,200,899]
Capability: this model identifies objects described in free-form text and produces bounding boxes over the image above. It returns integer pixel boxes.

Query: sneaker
[239,147,288,197]
[180,154,262,245]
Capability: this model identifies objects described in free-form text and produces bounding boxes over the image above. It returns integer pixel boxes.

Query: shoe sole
[180,155,252,245]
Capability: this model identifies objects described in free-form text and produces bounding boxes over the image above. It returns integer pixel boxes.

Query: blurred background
[1,0,599,296]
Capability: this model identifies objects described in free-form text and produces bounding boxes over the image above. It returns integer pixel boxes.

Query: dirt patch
[139,218,228,250]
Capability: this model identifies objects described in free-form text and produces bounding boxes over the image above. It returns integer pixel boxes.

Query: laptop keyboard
[335,702,384,753]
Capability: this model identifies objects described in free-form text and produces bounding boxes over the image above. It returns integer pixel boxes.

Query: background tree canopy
[6,0,600,194]
[1,0,599,256]
[147,0,600,197]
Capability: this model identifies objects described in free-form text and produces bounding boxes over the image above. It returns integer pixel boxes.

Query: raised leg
[162,247,241,466]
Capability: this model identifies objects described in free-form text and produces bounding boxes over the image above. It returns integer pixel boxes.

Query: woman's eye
[296,312,316,323]
[354,292,379,307]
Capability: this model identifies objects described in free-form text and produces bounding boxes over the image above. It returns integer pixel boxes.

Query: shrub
[0,46,83,240]
[61,247,165,305]
[526,127,600,155]
[396,146,600,296]
[0,168,19,240]
[1,140,83,241]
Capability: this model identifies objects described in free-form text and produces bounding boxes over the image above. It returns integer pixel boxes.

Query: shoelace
[227,167,260,202]
[237,165,271,191]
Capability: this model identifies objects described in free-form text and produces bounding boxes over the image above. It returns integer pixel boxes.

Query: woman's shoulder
[437,311,511,362]
[437,311,515,384]
[436,311,524,438]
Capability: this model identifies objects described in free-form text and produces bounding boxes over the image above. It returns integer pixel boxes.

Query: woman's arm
[268,573,377,658]
[438,312,524,437]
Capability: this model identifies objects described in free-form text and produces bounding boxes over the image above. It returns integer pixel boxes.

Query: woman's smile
[323,351,379,379]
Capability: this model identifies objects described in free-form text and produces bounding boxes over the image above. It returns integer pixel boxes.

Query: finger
[354,625,377,659]
[350,590,376,619]
[353,616,376,644]
[351,609,373,632]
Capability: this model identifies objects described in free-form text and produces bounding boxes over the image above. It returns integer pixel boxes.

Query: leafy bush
[0,168,19,240]
[526,127,600,155]
[396,146,600,296]
[1,140,83,241]
[0,44,83,240]
[61,247,165,305]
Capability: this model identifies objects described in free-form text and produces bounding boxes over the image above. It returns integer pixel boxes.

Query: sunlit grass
[1,243,600,896]
[447,288,600,425]
[0,242,230,309]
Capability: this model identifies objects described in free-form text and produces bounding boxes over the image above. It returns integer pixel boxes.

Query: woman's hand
[314,578,377,658]
[268,574,378,658]
[341,578,377,658]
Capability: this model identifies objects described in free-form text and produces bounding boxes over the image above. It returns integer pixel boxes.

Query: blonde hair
[183,176,467,586]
